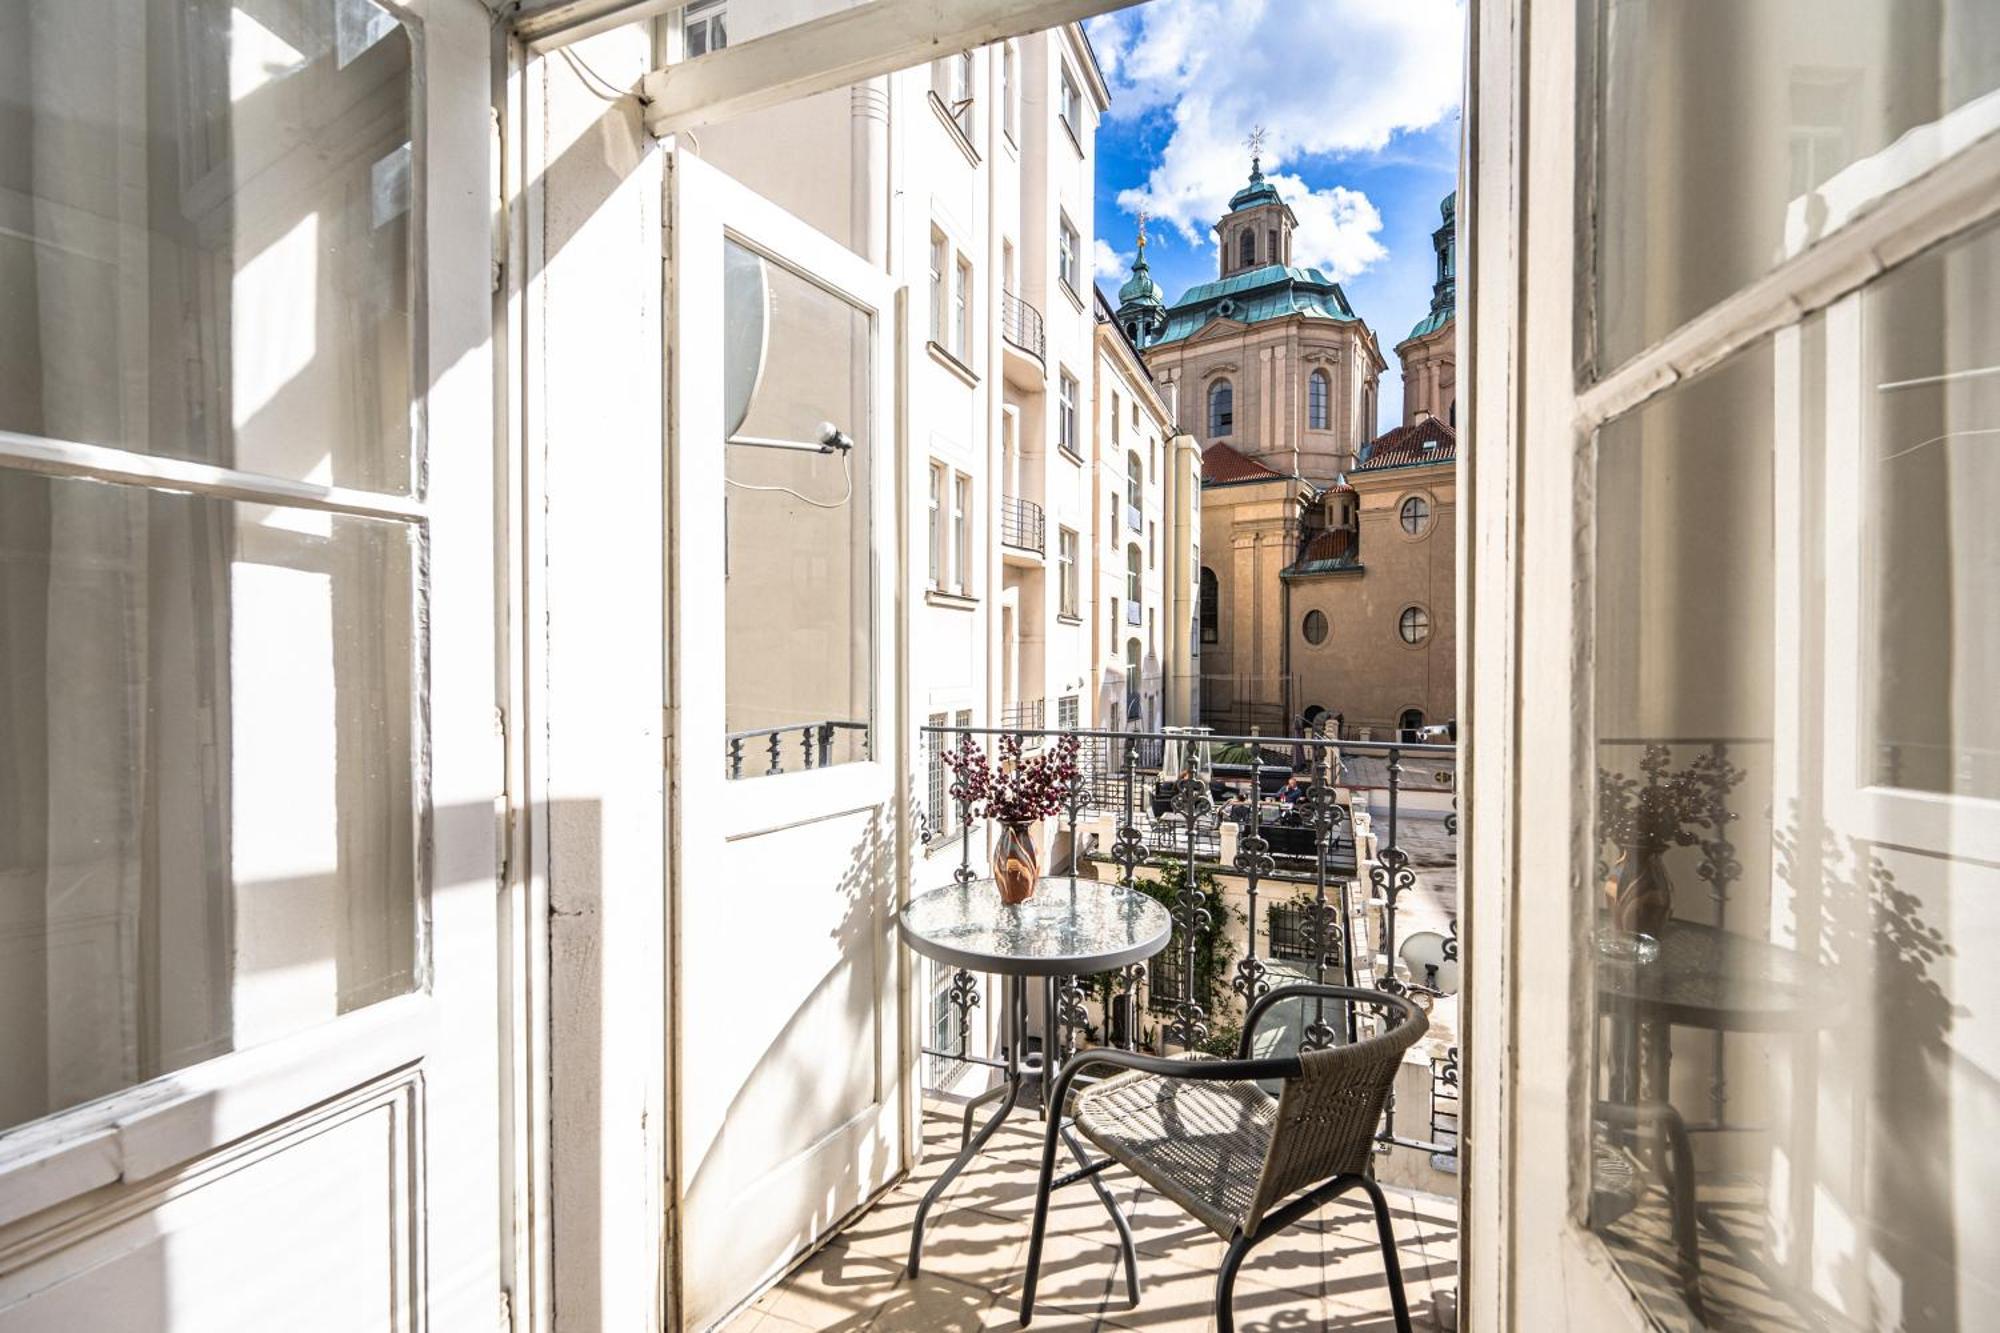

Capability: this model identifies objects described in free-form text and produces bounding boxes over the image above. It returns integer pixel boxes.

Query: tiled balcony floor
[725,1101,1460,1332]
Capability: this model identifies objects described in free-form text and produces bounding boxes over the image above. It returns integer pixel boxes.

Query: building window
[1400,494,1432,535]
[1126,450,1143,514]
[684,0,727,57]
[1399,605,1431,645]
[1058,213,1081,293]
[1059,528,1080,617]
[1002,41,1018,142]
[925,713,950,839]
[1302,609,1329,645]
[954,255,973,361]
[1239,229,1256,269]
[1125,638,1143,722]
[1149,437,1157,482]
[1309,369,1331,430]
[1269,229,1279,263]
[1111,390,1121,442]
[935,49,974,139]
[1059,370,1079,455]
[928,462,946,588]
[1398,708,1425,741]
[1208,379,1234,438]
[929,229,947,345]
[952,473,972,594]
[1199,567,1219,643]
[1059,63,1081,141]
[1148,521,1157,569]
[1126,543,1142,603]
[1058,695,1079,730]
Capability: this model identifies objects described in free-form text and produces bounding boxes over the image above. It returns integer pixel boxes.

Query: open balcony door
[668,149,906,1331]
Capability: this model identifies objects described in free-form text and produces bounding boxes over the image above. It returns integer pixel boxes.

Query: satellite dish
[1399,931,1460,996]
[722,242,769,441]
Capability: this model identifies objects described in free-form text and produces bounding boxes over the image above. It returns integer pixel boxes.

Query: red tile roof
[1300,528,1357,562]
[1355,416,1456,471]
[1201,441,1288,484]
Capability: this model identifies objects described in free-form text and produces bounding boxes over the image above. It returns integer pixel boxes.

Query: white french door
[668,149,906,1331]
[1468,1,2000,1329]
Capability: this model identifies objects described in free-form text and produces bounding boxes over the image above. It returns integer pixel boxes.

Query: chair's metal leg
[1358,1175,1416,1333]
[1215,1231,1253,1333]
[1018,1094,1070,1326]
[959,1081,1006,1149]
[1061,1124,1139,1308]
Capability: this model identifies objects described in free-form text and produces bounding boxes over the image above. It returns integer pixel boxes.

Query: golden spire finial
[1136,208,1148,256]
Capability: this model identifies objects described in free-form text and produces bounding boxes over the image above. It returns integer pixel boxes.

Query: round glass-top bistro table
[898,878,1172,1284]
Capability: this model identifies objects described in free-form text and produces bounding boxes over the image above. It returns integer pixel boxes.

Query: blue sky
[1083,0,1463,429]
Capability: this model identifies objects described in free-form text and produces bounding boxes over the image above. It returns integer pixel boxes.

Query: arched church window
[1268,229,1278,264]
[1199,567,1219,643]
[1308,370,1330,430]
[1208,380,1233,438]
[1238,229,1255,269]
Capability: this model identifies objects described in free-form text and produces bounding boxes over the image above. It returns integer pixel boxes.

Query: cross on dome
[1247,125,1267,177]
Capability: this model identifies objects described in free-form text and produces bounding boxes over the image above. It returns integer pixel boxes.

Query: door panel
[670,150,903,1330]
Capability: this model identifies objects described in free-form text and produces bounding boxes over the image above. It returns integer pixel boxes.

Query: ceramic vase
[1612,844,1673,939]
[991,823,1040,905]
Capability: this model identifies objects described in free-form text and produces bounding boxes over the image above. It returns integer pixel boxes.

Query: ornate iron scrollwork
[949,968,981,1058]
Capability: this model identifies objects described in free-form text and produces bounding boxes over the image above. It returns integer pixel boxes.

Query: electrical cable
[724,449,853,509]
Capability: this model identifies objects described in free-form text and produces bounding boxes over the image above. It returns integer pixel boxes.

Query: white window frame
[1058,527,1079,618]
[1059,62,1081,144]
[1058,369,1079,456]
[1002,40,1019,145]
[927,460,946,589]
[929,228,947,347]
[683,0,727,59]
[954,254,973,361]
[1463,3,2000,1327]
[1057,213,1080,296]
[952,471,972,595]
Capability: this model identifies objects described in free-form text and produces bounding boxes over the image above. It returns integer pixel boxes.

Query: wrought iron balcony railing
[1000,290,1045,361]
[918,722,1461,1163]
[999,494,1045,554]
[725,719,869,778]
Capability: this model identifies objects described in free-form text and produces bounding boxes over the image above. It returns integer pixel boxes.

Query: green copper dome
[1406,188,1457,340]
[1118,255,1164,307]
[1228,162,1281,212]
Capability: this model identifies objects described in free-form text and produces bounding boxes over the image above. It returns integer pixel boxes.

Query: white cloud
[1093,238,1131,282]
[1086,0,1461,280]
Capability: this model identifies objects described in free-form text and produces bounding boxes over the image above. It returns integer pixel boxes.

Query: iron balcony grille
[1000,494,1045,554]
[999,699,1045,748]
[1001,290,1045,361]
[914,720,1462,1162]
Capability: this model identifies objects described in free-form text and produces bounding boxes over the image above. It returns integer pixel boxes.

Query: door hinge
[496,705,514,888]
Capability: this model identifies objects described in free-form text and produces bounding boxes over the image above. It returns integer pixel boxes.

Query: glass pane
[0,471,417,1133]
[0,0,415,492]
[1861,221,2000,797]
[1590,0,2000,371]
[1590,217,1999,1330]
[721,239,872,779]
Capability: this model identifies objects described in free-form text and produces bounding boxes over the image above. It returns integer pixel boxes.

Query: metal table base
[906,973,1140,1307]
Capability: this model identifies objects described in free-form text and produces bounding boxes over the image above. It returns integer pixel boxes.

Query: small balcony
[1000,494,1046,559]
[1125,599,1143,627]
[1000,290,1046,389]
[998,698,1044,748]
[864,723,1463,1331]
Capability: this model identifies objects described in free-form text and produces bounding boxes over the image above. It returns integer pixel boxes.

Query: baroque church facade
[1117,164,1458,738]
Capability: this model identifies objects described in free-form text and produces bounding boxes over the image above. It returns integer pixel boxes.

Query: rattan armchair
[1018,984,1429,1331]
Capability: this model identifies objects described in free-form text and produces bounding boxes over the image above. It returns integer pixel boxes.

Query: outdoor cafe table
[897,877,1172,1278]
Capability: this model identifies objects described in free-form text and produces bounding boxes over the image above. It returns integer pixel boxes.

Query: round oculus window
[1398,605,1431,645]
[1302,609,1329,645]
[1400,494,1431,535]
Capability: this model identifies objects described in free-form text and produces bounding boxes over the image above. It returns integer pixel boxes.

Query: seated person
[1279,773,1307,805]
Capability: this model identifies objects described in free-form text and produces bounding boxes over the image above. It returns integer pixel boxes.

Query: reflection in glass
[1862,220,2000,798]
[1590,0,2000,371]
[721,240,873,779]
[0,473,417,1133]
[0,0,415,491]
[1591,222,2000,1330]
